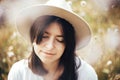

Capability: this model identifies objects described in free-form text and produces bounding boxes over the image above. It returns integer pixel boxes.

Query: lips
[42,51,55,56]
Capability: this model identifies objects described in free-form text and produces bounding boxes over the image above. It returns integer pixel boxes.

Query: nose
[45,38,54,50]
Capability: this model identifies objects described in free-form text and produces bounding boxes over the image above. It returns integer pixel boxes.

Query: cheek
[58,45,65,53]
[33,45,41,54]
[62,45,65,51]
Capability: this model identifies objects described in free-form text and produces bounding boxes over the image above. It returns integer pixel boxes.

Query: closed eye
[42,32,49,38]
[42,36,49,38]
[56,39,64,43]
[56,37,64,43]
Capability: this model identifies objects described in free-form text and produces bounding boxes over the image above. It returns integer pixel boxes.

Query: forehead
[44,22,63,35]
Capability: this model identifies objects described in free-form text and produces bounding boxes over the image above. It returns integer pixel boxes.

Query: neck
[43,60,64,80]
[43,60,60,73]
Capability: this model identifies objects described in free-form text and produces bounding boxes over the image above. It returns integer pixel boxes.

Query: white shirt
[8,58,98,80]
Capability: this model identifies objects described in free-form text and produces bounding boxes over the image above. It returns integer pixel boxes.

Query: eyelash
[56,39,64,43]
[42,36,64,43]
[42,36,48,38]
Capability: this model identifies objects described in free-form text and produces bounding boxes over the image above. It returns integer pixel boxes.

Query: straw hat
[15,0,91,49]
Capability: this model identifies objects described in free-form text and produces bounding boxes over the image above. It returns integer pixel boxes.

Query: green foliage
[0,26,28,80]
[94,51,120,80]
[72,0,120,80]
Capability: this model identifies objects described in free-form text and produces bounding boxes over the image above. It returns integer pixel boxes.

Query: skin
[32,22,65,80]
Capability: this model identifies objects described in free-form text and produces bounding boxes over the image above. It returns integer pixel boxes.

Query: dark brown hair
[28,15,79,80]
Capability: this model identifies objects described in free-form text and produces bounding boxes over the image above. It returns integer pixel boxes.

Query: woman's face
[33,22,65,64]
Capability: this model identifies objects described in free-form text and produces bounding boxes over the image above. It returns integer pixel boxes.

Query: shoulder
[8,59,44,80]
[10,59,28,71]
[76,57,98,80]
[8,59,28,80]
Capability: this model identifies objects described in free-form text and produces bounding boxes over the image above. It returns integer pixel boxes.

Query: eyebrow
[44,31,64,37]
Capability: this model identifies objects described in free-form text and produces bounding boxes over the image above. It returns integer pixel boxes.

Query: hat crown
[46,0,72,11]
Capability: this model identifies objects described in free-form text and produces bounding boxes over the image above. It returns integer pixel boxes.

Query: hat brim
[15,4,91,49]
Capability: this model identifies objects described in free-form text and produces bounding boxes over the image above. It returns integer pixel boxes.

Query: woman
[8,0,98,80]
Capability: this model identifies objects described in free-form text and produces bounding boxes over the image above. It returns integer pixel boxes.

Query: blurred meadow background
[0,0,120,80]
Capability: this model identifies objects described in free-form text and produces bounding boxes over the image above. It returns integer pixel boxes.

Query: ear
[32,38,37,45]
[32,42,36,46]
